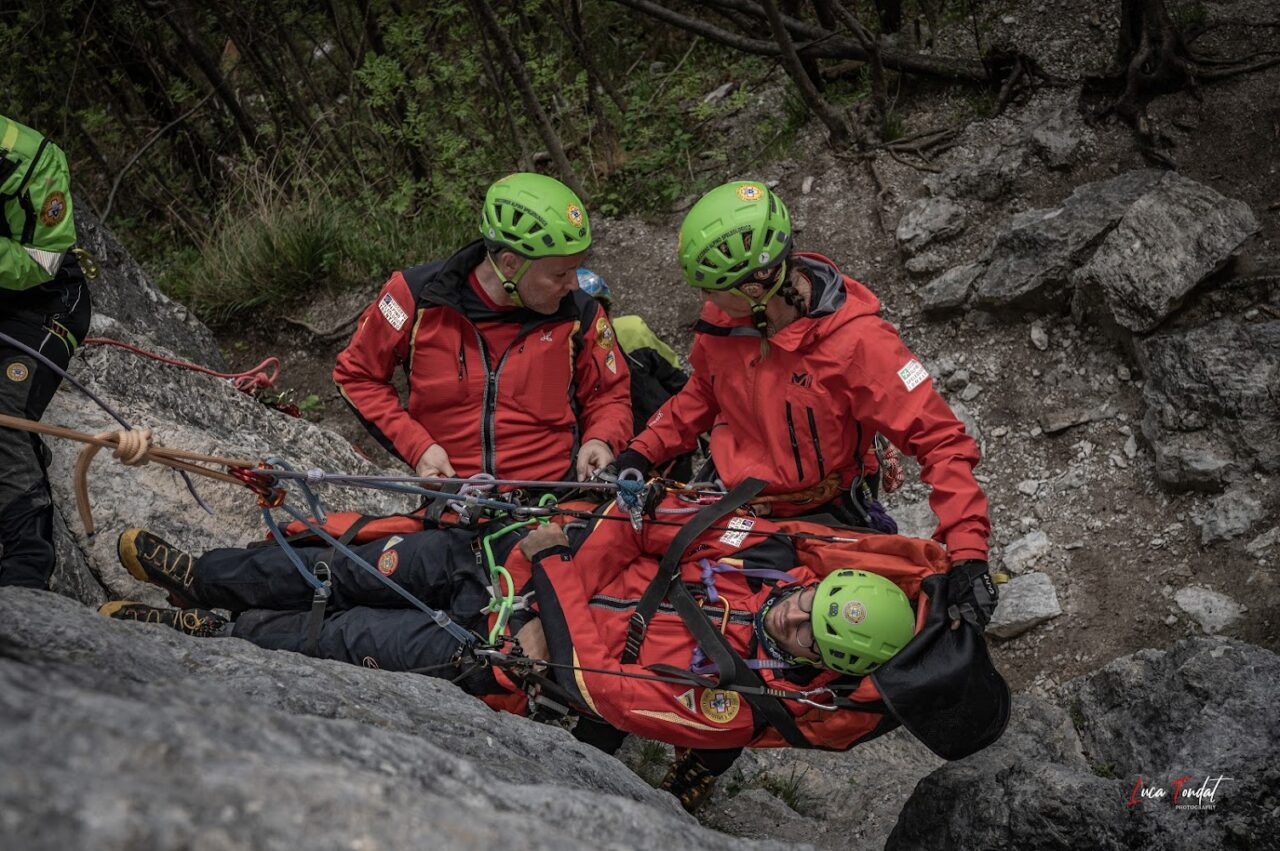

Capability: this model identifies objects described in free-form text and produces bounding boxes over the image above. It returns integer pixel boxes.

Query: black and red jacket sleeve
[333,272,433,468]
[573,300,634,454]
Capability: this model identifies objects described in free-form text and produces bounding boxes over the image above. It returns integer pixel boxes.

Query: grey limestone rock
[925,145,1028,202]
[1072,174,1258,332]
[0,588,796,851]
[973,169,1166,311]
[920,263,983,313]
[986,572,1062,639]
[1026,95,1093,170]
[1174,586,1244,635]
[76,208,225,368]
[896,197,968,257]
[1196,487,1265,545]
[1002,530,1052,573]
[1137,318,1280,490]
[887,641,1280,850]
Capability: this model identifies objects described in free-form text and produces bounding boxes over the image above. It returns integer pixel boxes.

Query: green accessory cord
[481,493,557,643]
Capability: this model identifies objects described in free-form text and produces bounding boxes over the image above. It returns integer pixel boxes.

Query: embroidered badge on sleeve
[897,359,929,392]
[379,293,409,331]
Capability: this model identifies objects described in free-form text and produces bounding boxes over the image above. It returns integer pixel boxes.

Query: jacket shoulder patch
[897,359,929,391]
[379,293,409,331]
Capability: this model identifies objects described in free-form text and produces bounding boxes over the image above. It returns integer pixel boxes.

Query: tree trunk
[467,0,588,201]
[761,0,850,146]
[827,0,890,140]
[141,0,263,152]
[612,0,988,82]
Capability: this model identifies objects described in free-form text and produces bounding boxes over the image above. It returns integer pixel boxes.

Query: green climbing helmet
[480,172,591,258]
[677,180,792,290]
[810,569,915,676]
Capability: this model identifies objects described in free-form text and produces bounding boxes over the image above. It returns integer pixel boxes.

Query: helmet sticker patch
[842,600,867,625]
[700,689,741,724]
[736,184,764,202]
[40,191,67,227]
[898,359,929,392]
[6,362,30,382]
[379,293,409,331]
[377,549,399,576]
[604,350,617,375]
[594,317,615,350]
[757,251,771,264]
[566,203,584,227]
[718,516,755,547]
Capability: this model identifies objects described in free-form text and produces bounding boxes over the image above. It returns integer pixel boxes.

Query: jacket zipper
[457,342,467,381]
[806,406,826,478]
[785,401,804,481]
[478,319,560,476]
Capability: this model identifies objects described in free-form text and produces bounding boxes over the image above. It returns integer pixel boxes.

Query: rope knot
[108,427,154,466]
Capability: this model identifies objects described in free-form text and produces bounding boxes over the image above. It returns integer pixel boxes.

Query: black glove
[615,448,652,477]
[947,559,998,630]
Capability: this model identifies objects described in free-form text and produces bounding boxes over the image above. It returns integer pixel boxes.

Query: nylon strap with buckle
[621,477,765,665]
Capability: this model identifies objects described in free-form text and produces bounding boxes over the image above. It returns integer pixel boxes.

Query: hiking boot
[659,748,719,814]
[117,528,198,607]
[98,600,228,637]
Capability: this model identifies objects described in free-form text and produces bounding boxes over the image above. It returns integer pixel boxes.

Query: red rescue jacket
[629,252,990,561]
[493,498,949,749]
[333,241,633,483]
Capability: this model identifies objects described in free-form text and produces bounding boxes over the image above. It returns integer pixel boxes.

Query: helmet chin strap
[488,252,532,308]
[730,260,788,337]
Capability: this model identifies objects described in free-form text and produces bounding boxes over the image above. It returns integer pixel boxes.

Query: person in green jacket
[0,114,92,588]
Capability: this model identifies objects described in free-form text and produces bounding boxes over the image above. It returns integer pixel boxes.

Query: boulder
[986,572,1062,639]
[925,145,1028,202]
[1002,530,1052,573]
[1174,586,1244,635]
[973,169,1165,311]
[1137,318,1280,490]
[919,263,982,313]
[1025,94,1093,170]
[896,197,968,257]
[1071,174,1258,332]
[0,588,782,851]
[887,640,1280,850]
[1195,487,1265,545]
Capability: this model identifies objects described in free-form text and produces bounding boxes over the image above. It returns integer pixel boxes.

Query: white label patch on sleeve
[719,516,755,547]
[898,359,929,392]
[379,293,409,331]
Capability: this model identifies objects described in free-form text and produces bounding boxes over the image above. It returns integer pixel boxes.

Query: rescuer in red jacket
[616,182,993,584]
[333,172,632,485]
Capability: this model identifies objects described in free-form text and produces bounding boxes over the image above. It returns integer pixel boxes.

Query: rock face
[1136,319,1280,490]
[35,211,416,605]
[76,208,224,368]
[886,640,1280,850]
[0,588,791,851]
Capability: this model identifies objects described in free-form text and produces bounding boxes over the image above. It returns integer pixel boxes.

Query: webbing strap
[666,580,812,748]
[621,477,766,665]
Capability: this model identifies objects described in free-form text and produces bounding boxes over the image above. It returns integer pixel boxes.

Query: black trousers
[0,274,91,588]
[194,527,521,695]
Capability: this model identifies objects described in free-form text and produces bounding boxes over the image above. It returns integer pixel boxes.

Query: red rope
[84,337,280,392]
